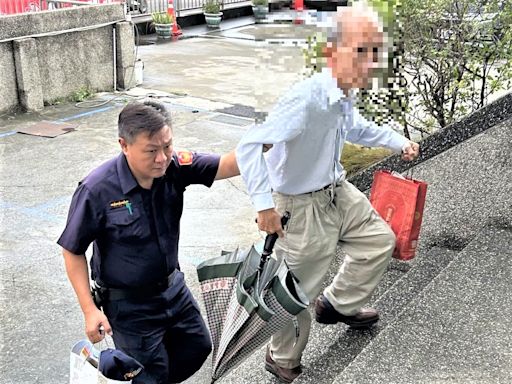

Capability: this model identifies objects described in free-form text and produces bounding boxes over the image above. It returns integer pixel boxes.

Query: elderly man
[58,101,239,383]
[236,5,420,383]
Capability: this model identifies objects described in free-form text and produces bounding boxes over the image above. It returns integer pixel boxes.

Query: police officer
[58,101,239,383]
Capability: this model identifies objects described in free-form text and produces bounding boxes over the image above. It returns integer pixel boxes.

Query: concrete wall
[0,4,135,113]
[0,42,18,112]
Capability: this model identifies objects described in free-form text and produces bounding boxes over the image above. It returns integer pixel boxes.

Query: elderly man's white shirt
[236,68,408,211]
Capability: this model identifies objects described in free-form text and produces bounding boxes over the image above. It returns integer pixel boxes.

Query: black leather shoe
[265,347,302,383]
[315,294,379,328]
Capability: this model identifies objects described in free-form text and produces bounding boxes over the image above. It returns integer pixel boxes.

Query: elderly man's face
[326,17,383,91]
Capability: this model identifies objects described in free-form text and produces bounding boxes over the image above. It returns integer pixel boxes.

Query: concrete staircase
[335,226,512,384]
[194,115,512,384]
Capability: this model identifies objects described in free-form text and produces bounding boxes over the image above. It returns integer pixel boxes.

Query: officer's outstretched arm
[215,150,240,180]
[62,249,112,343]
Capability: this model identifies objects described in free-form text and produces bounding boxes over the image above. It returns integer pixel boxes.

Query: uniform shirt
[57,152,220,288]
[236,68,409,211]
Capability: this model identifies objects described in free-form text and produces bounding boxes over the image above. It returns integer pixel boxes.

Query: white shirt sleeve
[236,93,308,211]
[346,108,409,153]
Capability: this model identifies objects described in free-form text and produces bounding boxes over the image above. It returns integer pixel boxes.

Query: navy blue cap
[99,348,144,381]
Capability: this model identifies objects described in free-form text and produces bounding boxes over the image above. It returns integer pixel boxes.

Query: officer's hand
[257,208,284,237]
[84,308,112,343]
[402,141,420,162]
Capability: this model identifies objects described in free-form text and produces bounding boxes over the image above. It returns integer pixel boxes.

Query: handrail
[47,0,94,5]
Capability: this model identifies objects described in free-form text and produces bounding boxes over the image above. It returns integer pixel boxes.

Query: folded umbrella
[197,212,309,382]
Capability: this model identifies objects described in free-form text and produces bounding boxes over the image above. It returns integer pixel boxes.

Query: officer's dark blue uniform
[58,151,219,384]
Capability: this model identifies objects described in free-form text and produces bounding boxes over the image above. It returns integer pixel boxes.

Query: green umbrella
[197,213,309,382]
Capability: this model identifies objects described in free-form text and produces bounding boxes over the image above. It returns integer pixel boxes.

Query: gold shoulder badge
[177,151,193,166]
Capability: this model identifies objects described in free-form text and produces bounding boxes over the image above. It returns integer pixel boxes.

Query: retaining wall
[0,4,135,113]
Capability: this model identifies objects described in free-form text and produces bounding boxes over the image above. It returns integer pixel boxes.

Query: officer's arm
[63,249,95,314]
[62,248,112,342]
[215,150,240,180]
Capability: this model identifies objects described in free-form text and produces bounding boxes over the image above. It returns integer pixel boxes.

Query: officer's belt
[98,269,178,301]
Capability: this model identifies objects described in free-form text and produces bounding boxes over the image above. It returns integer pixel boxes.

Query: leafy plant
[203,0,221,14]
[302,32,327,76]
[71,86,94,102]
[151,12,173,24]
[252,0,268,6]
[402,0,512,129]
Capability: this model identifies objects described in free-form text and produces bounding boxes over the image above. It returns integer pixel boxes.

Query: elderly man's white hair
[326,1,384,43]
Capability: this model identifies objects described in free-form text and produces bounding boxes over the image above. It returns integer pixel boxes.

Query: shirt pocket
[105,207,151,244]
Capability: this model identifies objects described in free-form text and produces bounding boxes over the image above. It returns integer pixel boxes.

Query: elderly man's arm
[236,95,308,236]
[63,248,112,343]
[346,109,420,161]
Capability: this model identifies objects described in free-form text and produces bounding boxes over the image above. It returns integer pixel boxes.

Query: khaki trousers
[269,180,395,368]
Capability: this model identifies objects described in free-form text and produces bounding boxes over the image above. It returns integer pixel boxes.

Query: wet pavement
[0,95,257,383]
[137,32,308,112]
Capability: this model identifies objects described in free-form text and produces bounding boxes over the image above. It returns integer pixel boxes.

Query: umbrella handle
[259,211,290,269]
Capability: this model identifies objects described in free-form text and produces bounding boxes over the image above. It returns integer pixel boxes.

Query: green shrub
[203,0,221,13]
[71,86,94,102]
[151,12,173,24]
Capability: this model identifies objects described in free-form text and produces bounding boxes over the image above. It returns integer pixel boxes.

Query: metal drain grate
[215,104,256,119]
[209,114,254,126]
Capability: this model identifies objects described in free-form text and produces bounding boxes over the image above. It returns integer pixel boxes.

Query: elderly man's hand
[257,208,284,237]
[402,141,420,161]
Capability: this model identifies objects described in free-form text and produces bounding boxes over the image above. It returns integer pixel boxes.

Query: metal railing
[0,0,119,15]
[177,0,248,12]
[0,0,248,16]
[130,0,249,14]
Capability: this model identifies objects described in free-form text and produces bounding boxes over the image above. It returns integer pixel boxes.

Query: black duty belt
[96,269,178,302]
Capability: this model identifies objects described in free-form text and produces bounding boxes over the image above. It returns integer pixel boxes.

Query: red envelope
[369,170,428,261]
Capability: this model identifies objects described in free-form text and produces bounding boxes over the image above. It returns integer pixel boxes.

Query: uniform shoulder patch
[177,150,193,166]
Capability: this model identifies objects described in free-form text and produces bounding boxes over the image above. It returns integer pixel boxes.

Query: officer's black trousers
[103,271,212,383]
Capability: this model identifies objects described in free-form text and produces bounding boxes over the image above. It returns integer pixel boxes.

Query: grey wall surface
[0,4,134,113]
[36,27,115,103]
[0,42,18,113]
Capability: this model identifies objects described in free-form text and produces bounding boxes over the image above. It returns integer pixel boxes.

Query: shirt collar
[116,153,139,194]
[319,68,357,106]
[320,68,345,105]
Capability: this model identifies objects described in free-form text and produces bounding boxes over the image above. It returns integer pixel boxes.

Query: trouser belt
[312,183,333,193]
[94,269,178,303]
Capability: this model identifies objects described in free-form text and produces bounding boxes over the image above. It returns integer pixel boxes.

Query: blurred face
[119,125,173,187]
[326,16,383,92]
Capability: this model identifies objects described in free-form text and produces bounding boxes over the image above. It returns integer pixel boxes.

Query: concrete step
[334,225,512,384]
[292,246,459,384]
[208,244,459,384]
